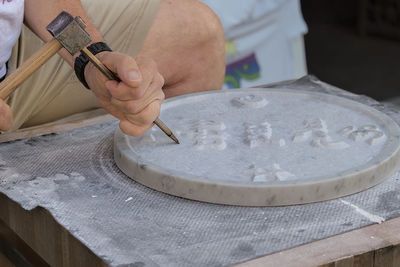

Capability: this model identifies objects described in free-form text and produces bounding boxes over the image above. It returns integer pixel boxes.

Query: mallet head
[46,11,91,55]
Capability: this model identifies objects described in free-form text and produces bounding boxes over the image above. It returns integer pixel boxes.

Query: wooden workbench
[0,80,399,267]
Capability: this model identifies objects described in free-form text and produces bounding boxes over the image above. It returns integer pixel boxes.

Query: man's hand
[24,0,165,137]
[84,52,165,136]
[0,99,13,131]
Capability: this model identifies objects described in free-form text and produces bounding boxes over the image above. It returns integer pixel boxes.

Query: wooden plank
[235,217,400,267]
[0,235,35,267]
[393,245,400,266]
[374,246,394,267]
[0,219,49,267]
[0,109,116,143]
[334,257,354,267]
[353,251,374,267]
[32,209,62,266]
[0,193,108,267]
[0,252,14,267]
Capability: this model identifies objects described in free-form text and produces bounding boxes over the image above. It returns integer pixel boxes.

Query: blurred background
[202,0,400,106]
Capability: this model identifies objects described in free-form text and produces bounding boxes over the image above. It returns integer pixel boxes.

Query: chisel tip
[153,118,180,144]
[170,133,180,144]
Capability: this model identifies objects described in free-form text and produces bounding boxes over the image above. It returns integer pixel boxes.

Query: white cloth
[0,0,24,78]
[201,0,308,88]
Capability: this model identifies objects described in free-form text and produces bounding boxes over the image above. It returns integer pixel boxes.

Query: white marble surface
[114,89,400,206]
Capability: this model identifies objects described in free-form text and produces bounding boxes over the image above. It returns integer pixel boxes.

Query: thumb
[100,52,142,87]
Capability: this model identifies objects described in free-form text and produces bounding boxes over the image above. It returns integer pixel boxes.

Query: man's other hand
[84,52,165,136]
[0,99,13,131]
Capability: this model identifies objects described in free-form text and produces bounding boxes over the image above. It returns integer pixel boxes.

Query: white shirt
[0,0,24,78]
[201,0,308,87]
[202,0,307,56]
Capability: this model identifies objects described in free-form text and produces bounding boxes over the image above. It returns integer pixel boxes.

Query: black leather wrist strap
[74,42,112,89]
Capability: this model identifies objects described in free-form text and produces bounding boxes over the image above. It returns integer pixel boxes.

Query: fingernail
[127,70,141,81]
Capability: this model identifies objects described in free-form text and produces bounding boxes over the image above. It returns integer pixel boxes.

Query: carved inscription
[166,118,384,154]
[339,125,385,145]
[293,118,349,149]
[242,163,296,182]
[232,94,268,108]
[181,120,228,150]
[244,121,285,148]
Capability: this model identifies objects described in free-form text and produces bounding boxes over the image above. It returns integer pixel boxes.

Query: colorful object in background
[225,40,236,55]
[224,53,261,89]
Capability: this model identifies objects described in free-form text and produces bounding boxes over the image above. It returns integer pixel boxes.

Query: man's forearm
[24,0,104,66]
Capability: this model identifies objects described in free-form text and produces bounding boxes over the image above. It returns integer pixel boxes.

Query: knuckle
[142,116,156,127]
[137,114,152,126]
[121,56,133,68]
[98,51,112,63]
[130,108,157,127]
[156,73,165,88]
[149,59,157,71]
[159,90,165,102]
[130,88,146,99]
[125,101,141,114]
[120,56,132,66]
[120,124,141,137]
[99,98,111,108]
[150,102,162,118]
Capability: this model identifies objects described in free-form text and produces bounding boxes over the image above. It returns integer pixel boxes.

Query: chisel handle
[0,39,62,100]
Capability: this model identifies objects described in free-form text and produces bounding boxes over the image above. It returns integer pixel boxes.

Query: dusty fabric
[7,0,161,130]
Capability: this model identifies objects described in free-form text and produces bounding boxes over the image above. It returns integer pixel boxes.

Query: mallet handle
[0,39,62,100]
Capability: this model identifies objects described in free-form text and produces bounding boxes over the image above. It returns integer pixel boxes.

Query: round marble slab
[114,89,400,206]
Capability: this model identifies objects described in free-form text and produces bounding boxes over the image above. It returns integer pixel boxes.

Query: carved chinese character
[293,118,349,149]
[231,94,268,108]
[244,121,285,148]
[339,125,385,145]
[181,120,228,150]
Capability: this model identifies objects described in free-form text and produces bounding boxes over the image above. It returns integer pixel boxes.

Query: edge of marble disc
[113,89,400,206]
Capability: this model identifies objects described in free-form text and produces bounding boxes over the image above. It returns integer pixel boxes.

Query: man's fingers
[106,72,162,101]
[97,98,126,120]
[110,79,165,114]
[119,120,153,137]
[88,52,165,137]
[105,56,162,101]
[119,100,162,137]
[125,100,162,126]
[100,52,144,88]
[119,100,162,136]
[111,90,165,115]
